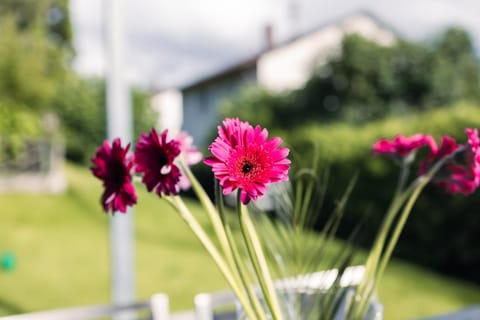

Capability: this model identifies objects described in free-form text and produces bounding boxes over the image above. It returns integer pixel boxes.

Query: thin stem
[375,177,428,288]
[237,191,284,320]
[165,196,257,320]
[351,181,416,319]
[352,159,424,319]
[353,150,458,319]
[371,152,454,297]
[214,181,267,320]
[178,162,237,271]
[394,158,410,197]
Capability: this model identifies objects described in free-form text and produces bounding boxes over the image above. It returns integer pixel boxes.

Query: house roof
[180,54,260,91]
[179,9,398,92]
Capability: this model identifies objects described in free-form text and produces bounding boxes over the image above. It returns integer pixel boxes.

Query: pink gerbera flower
[91,138,137,214]
[373,134,437,158]
[134,128,181,196]
[419,129,480,196]
[204,118,290,204]
[175,131,203,190]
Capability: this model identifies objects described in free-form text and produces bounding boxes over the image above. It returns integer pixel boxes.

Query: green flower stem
[178,162,238,271]
[225,225,269,320]
[214,182,268,320]
[294,179,304,226]
[355,177,428,318]
[354,192,406,296]
[374,177,428,289]
[395,158,411,197]
[178,162,265,319]
[352,162,424,319]
[166,196,257,320]
[370,153,452,301]
[362,160,411,287]
[354,152,456,319]
[298,176,316,228]
[237,191,284,320]
[182,164,261,316]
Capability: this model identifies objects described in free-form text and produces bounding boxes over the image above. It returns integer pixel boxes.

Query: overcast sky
[69,0,480,89]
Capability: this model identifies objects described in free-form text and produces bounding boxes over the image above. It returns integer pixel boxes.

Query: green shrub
[286,102,480,283]
[221,27,480,128]
[0,100,46,164]
[52,76,156,163]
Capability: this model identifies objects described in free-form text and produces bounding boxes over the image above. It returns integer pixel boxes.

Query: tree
[428,27,480,105]
[52,77,156,163]
[0,0,72,49]
[222,27,480,128]
[0,0,72,112]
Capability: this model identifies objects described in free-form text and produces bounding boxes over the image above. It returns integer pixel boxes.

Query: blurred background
[0,0,479,319]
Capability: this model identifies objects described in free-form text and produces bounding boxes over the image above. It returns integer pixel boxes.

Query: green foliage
[0,101,44,138]
[0,0,72,49]
[0,101,46,163]
[222,27,480,127]
[52,76,156,163]
[0,18,64,111]
[220,27,480,284]
[286,103,480,283]
[51,77,106,163]
[0,4,70,113]
[429,27,480,105]
[221,86,288,129]
[0,164,479,319]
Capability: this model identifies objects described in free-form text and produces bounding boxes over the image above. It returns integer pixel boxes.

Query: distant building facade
[152,11,396,148]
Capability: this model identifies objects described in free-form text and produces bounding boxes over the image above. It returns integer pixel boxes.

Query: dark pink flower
[373,134,437,157]
[420,129,480,196]
[134,128,181,196]
[175,131,202,190]
[204,118,290,204]
[91,138,137,214]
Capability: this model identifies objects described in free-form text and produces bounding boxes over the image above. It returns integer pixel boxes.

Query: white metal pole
[105,0,135,313]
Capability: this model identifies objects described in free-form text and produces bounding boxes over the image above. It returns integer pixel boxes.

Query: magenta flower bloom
[204,118,290,204]
[134,128,181,196]
[175,131,203,190]
[420,129,480,196]
[91,138,137,214]
[373,134,437,157]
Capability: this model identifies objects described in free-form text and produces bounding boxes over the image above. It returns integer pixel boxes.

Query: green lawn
[0,163,479,319]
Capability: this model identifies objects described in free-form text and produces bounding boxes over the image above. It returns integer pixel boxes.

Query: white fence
[0,294,171,320]
[0,265,476,320]
[0,267,365,320]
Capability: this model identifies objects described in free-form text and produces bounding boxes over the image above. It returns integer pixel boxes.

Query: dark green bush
[221,27,480,128]
[219,27,480,282]
[0,100,46,165]
[286,103,480,283]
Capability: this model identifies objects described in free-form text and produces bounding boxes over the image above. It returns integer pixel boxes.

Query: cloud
[69,0,480,88]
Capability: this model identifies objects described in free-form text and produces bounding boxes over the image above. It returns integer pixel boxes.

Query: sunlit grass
[0,163,479,318]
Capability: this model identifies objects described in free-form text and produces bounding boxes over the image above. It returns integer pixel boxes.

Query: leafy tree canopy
[222,27,480,128]
[0,0,72,112]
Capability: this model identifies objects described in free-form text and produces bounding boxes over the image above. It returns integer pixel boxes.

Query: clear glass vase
[235,287,383,320]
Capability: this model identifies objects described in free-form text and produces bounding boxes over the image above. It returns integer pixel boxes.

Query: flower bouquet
[91,118,479,320]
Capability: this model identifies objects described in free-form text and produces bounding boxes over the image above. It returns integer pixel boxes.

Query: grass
[0,163,479,319]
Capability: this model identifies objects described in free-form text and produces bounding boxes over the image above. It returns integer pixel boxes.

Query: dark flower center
[158,154,168,167]
[110,160,127,187]
[242,162,253,174]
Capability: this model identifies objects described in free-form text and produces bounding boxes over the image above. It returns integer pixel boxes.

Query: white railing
[0,294,170,320]
[0,266,367,320]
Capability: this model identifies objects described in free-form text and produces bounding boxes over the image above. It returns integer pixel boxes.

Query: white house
[151,10,396,148]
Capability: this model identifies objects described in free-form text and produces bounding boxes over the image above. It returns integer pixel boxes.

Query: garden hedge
[286,102,480,283]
